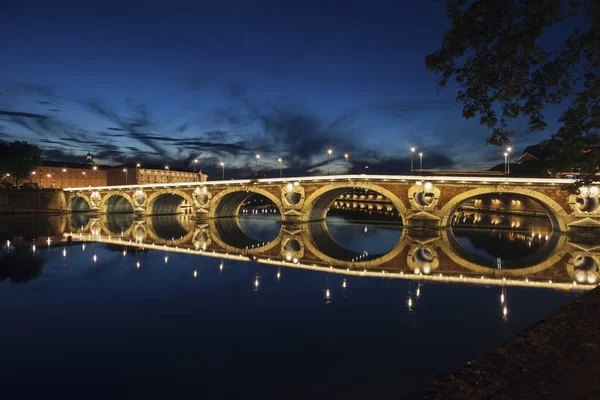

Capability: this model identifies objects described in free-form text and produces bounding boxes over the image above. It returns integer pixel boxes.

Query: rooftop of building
[39,160,204,173]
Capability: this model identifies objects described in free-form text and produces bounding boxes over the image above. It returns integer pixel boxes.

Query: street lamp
[419,152,423,175]
[220,162,225,180]
[506,146,512,176]
[82,171,86,187]
[327,149,333,175]
[277,157,283,177]
[504,152,509,177]
[123,168,128,185]
[410,147,416,173]
[255,154,260,177]
[344,153,349,169]
[193,159,198,182]
[61,168,66,188]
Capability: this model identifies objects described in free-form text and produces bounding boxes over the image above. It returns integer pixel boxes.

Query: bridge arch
[69,194,91,212]
[209,186,283,218]
[146,189,195,215]
[101,191,135,214]
[439,186,569,232]
[301,182,407,224]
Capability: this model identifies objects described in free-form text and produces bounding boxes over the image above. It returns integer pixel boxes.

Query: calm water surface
[0,212,585,399]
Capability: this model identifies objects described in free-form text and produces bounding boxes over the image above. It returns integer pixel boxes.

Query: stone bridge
[63,174,600,232]
[63,214,600,290]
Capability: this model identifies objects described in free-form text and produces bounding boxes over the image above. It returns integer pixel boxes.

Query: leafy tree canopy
[427,0,599,184]
[0,141,43,185]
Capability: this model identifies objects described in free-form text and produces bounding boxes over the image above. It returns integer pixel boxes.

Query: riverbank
[0,190,65,213]
[416,285,600,399]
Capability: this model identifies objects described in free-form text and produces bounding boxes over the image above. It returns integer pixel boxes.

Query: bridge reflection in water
[62,212,600,291]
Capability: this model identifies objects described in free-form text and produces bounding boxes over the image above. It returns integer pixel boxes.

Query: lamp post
[165,165,169,183]
[193,159,198,181]
[61,168,66,188]
[220,162,225,180]
[344,153,349,169]
[504,152,508,177]
[46,173,52,188]
[506,146,512,176]
[277,157,283,177]
[419,152,423,175]
[123,168,128,185]
[255,154,260,177]
[410,147,416,173]
[82,171,86,187]
[327,149,333,175]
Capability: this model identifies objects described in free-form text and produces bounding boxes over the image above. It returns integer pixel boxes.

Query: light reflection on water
[0,211,595,398]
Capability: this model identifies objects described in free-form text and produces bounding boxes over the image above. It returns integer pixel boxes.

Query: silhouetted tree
[427,0,599,187]
[0,141,42,186]
[0,245,44,283]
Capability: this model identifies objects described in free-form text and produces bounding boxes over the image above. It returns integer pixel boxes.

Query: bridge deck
[62,174,578,191]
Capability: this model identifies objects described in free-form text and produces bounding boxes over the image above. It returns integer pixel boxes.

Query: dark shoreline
[415,286,600,399]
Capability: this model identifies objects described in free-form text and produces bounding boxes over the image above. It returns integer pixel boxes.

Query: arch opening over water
[70,196,90,212]
[150,193,191,215]
[215,191,281,219]
[105,195,134,214]
[308,186,405,224]
[214,194,281,249]
[442,188,566,232]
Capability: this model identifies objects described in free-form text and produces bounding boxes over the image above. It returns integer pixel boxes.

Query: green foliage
[0,141,43,185]
[427,0,599,179]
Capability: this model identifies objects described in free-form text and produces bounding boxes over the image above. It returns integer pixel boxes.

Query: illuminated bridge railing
[62,174,579,192]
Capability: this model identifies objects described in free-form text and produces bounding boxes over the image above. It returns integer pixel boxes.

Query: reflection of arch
[208,218,283,255]
[147,189,195,215]
[440,187,568,232]
[101,192,135,214]
[145,215,194,245]
[302,182,407,224]
[209,187,283,218]
[101,214,135,237]
[439,228,568,277]
[69,213,92,231]
[69,194,91,212]
[303,221,406,268]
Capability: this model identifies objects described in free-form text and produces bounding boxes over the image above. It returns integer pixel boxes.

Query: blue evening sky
[0,0,560,178]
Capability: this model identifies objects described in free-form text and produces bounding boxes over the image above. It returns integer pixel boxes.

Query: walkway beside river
[418,286,600,399]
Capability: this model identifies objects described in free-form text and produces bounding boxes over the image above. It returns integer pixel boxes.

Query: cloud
[85,99,169,158]
[0,110,48,119]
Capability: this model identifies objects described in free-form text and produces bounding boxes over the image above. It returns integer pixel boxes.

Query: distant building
[17,160,108,189]
[106,163,208,186]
